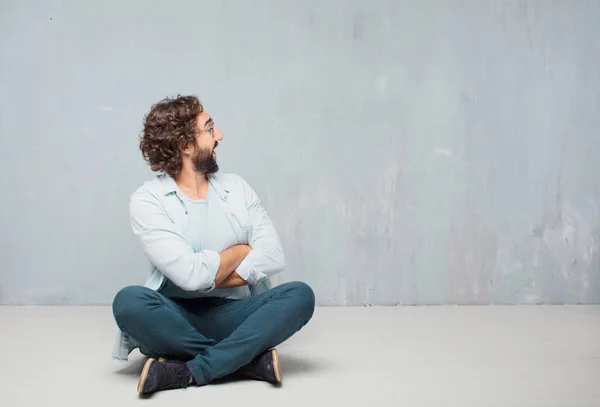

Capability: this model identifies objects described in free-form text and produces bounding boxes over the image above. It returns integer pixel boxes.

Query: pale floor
[1,305,599,407]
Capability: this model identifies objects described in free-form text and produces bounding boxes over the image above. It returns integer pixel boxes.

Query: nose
[214,127,224,141]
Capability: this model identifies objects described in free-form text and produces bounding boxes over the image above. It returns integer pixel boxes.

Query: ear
[179,140,194,155]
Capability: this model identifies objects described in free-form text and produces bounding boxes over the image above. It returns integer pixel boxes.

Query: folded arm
[215,246,251,286]
[215,271,248,288]
[234,177,286,286]
[130,192,250,292]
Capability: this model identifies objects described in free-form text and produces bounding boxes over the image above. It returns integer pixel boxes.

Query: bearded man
[111,95,315,395]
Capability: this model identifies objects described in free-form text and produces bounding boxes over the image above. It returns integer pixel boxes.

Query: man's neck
[175,168,209,200]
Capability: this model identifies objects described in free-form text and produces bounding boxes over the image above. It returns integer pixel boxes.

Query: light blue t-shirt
[159,183,251,300]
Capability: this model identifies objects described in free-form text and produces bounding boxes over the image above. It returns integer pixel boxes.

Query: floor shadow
[279,354,324,376]
[112,352,325,381]
[114,356,147,376]
[211,375,248,386]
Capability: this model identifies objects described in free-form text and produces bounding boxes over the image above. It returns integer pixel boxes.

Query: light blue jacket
[112,172,285,360]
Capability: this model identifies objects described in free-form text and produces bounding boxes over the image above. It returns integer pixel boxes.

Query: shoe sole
[271,348,282,384]
[138,358,156,394]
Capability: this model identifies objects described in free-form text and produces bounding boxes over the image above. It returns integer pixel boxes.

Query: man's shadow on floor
[277,354,323,376]
[114,356,147,377]
[115,352,326,384]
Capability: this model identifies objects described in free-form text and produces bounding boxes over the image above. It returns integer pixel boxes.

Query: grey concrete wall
[1,0,599,305]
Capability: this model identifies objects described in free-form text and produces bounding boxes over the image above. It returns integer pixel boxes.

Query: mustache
[213,141,219,150]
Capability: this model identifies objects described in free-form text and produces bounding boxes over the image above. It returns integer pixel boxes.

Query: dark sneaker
[137,358,194,395]
[234,348,282,385]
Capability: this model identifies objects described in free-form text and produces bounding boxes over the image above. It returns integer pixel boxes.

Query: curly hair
[139,95,204,178]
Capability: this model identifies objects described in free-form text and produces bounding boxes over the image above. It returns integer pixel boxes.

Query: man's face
[190,111,223,175]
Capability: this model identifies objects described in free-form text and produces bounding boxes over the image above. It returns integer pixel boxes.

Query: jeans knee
[286,281,315,319]
[112,285,151,326]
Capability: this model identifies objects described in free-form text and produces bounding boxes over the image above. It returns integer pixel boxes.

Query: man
[111,95,315,395]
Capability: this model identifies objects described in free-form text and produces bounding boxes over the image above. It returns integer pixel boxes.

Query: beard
[192,143,219,175]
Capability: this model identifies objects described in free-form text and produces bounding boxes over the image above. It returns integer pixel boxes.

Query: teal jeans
[112,281,315,385]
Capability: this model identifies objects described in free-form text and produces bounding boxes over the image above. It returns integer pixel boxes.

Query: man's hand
[214,244,251,286]
[215,271,248,288]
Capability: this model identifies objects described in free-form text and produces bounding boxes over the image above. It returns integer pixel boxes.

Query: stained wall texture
[1,0,599,305]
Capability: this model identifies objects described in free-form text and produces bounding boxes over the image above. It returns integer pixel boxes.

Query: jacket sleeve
[129,191,220,292]
[234,178,285,285]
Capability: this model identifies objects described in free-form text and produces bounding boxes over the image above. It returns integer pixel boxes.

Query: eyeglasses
[199,125,215,137]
